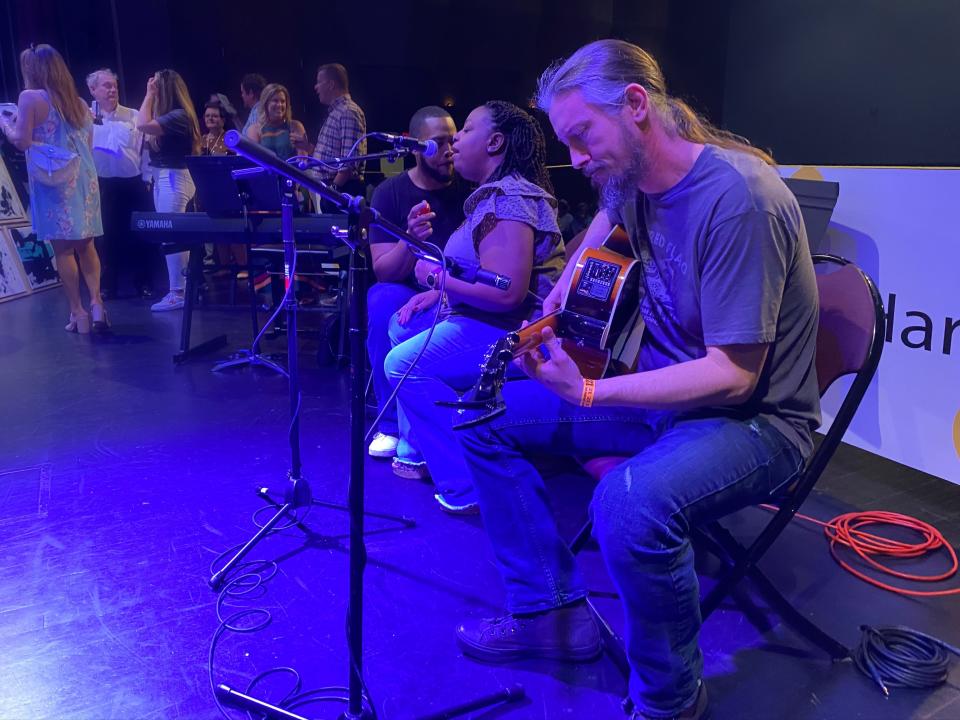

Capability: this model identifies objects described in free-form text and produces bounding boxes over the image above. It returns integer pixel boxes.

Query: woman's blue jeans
[384,314,508,502]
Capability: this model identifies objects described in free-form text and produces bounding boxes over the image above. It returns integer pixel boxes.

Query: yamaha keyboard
[131,211,349,245]
[131,211,351,364]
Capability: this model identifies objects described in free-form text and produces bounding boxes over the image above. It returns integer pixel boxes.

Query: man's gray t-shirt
[612,144,820,457]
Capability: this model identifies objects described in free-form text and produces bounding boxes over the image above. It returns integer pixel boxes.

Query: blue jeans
[384,315,508,503]
[458,379,805,719]
[367,282,429,437]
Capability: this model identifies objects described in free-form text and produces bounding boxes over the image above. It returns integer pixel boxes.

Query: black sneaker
[456,602,601,663]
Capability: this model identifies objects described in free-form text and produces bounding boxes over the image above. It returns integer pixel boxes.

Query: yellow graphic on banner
[954,410,960,459]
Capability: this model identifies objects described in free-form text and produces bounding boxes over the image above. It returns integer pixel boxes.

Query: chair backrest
[790,254,886,506]
[698,254,886,610]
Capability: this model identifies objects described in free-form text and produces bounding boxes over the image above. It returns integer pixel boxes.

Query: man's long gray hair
[535,39,773,166]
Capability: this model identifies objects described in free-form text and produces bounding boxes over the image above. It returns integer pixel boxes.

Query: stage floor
[1,289,958,720]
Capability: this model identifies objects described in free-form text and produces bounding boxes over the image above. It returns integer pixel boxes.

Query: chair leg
[568,519,594,556]
[585,597,630,680]
[697,524,751,619]
[566,520,630,679]
[697,523,849,659]
[745,565,850,660]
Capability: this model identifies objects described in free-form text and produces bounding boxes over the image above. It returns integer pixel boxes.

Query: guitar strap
[610,198,649,372]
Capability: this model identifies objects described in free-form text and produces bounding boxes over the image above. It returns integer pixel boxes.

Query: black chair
[574,253,886,670]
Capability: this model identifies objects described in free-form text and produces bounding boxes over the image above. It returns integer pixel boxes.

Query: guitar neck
[505,313,563,359]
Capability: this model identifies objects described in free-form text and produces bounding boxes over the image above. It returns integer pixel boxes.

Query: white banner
[782,166,960,483]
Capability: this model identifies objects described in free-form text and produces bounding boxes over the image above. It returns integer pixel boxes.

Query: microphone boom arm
[223,130,509,290]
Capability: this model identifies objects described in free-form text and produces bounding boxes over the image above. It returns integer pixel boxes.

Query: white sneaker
[367,432,399,458]
[151,291,185,312]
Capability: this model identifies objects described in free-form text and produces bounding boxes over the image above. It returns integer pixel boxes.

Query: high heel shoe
[89,302,110,332]
[65,312,91,334]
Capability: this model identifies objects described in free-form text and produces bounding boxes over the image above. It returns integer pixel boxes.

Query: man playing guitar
[454,40,821,720]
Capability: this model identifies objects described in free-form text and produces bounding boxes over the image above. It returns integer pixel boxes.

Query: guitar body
[446,225,641,429]
[502,225,640,379]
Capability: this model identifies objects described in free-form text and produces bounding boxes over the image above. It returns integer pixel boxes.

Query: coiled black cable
[854,625,960,696]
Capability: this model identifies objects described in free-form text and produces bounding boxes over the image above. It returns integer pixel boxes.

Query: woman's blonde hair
[151,68,201,155]
[20,44,90,130]
[258,84,292,125]
[536,39,774,166]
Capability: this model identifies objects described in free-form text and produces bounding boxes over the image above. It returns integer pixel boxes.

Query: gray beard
[599,128,648,210]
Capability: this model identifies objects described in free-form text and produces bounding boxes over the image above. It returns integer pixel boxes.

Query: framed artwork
[4,224,59,291]
[0,232,29,302]
[0,155,27,226]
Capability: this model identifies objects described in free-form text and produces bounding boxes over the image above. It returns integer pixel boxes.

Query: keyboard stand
[173,246,228,364]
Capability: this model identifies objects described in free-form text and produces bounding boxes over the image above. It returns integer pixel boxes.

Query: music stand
[186,154,284,216]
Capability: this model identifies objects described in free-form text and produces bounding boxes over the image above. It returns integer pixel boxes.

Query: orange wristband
[580,378,596,407]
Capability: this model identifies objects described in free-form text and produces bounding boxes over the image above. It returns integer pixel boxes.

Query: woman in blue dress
[0,44,104,333]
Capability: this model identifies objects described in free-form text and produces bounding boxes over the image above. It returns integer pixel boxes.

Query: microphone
[445,257,512,291]
[370,132,438,157]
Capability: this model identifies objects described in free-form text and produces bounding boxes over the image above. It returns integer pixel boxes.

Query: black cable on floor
[854,625,960,696]
[207,511,377,719]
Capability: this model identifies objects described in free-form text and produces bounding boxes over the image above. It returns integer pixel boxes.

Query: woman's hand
[406,200,434,241]
[290,129,307,150]
[145,75,158,97]
[396,290,440,326]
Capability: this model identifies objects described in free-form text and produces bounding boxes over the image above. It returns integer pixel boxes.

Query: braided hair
[483,100,554,196]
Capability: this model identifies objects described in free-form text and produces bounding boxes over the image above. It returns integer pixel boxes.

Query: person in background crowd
[208,92,239,133]
[292,63,366,197]
[240,73,266,137]
[1,44,105,334]
[365,106,468,462]
[569,199,593,237]
[556,198,575,240]
[201,98,246,273]
[246,83,307,161]
[201,99,233,156]
[136,68,201,312]
[86,67,153,300]
[384,100,565,513]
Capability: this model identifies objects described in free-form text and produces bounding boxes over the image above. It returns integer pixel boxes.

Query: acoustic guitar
[443,225,642,429]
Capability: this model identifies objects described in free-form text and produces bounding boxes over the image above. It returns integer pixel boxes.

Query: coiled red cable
[760,506,960,596]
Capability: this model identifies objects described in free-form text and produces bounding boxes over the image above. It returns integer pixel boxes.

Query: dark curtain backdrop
[723,0,960,166]
[4,0,956,177]
[1,0,732,203]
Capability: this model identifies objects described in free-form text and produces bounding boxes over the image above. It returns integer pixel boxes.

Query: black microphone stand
[209,132,523,720]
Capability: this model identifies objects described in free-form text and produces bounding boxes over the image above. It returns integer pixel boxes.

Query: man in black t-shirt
[366,106,468,459]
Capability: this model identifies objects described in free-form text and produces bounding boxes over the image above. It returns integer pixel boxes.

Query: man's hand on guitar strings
[541,282,566,315]
[517,325,585,405]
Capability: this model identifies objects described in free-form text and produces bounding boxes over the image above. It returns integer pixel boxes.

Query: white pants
[152,167,196,293]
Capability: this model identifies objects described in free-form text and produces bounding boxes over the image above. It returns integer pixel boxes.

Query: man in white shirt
[87,68,153,298]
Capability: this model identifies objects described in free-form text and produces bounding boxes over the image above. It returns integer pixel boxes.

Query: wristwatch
[424,268,442,289]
